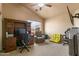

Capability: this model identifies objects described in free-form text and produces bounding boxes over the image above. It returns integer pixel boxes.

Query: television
[18,28,26,34]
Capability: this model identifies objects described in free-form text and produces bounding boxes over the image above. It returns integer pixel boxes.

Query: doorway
[27,20,42,36]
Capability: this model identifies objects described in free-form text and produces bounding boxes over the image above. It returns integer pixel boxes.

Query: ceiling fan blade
[67,6,74,25]
[45,4,52,7]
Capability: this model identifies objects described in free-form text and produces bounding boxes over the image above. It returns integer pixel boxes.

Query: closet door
[3,19,16,52]
[6,20,14,34]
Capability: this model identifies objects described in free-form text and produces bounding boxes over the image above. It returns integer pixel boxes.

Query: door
[3,19,16,52]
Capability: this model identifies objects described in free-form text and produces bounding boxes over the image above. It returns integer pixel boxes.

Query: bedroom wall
[74,9,79,27]
[45,12,72,35]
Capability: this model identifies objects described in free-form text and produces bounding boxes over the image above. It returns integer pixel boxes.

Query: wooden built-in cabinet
[2,18,34,52]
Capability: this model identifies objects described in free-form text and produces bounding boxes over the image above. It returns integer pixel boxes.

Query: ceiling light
[37,3,45,7]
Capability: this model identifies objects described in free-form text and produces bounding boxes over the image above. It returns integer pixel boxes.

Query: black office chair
[62,35,69,45]
[14,28,31,53]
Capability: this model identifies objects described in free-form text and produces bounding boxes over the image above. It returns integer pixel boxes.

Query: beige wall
[74,18,79,27]
[0,3,2,50]
[74,9,79,27]
[45,12,72,34]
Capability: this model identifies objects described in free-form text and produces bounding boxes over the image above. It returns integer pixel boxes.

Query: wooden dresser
[4,37,16,52]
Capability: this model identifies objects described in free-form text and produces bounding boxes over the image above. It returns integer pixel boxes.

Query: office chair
[14,28,31,53]
[62,35,69,45]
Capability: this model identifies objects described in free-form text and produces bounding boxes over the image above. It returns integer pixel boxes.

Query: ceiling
[21,3,79,19]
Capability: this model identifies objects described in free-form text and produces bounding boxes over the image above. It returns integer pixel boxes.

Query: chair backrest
[15,28,29,45]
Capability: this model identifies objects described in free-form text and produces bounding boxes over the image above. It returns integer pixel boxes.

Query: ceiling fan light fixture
[37,3,45,7]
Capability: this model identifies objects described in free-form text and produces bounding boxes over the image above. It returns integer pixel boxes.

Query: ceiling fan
[31,3,52,11]
[73,13,79,18]
[67,6,79,25]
